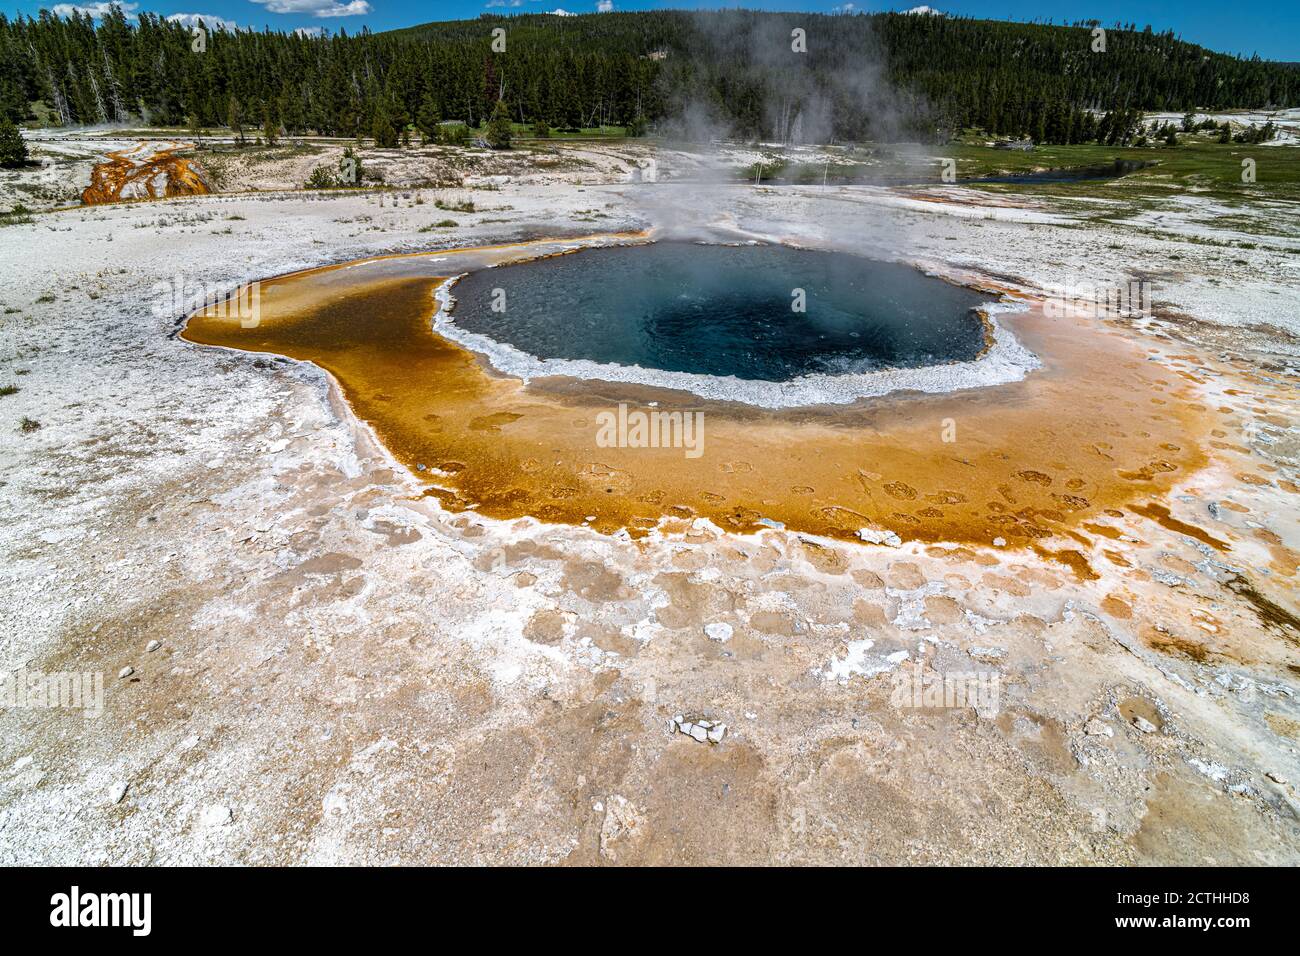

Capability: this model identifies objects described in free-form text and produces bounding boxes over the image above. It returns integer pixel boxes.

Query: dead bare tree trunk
[86,68,109,125]
[102,49,127,122]
[45,63,70,126]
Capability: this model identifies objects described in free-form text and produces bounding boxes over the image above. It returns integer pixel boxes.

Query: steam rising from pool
[435,242,1039,408]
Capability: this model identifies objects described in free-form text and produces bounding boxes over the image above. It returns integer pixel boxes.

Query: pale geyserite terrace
[2,129,1298,868]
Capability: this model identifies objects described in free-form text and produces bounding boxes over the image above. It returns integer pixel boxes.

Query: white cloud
[51,2,137,17]
[596,0,612,10]
[832,3,856,12]
[250,0,371,18]
[167,12,237,30]
[549,7,575,13]
[486,0,524,6]
[902,5,945,14]
[294,25,324,37]
[318,1,369,16]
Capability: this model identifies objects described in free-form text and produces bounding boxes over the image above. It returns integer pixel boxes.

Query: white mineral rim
[429,262,1040,410]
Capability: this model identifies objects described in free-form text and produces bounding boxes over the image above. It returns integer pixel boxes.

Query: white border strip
[430,257,1040,410]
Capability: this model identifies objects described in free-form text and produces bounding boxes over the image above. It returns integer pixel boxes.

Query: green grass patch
[940,141,1300,210]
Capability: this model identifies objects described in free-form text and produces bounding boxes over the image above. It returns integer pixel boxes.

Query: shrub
[305,166,336,189]
[338,147,363,185]
[439,123,470,146]
[0,119,27,168]
[485,100,513,149]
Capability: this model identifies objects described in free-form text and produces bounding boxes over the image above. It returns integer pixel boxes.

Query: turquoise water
[447,242,987,382]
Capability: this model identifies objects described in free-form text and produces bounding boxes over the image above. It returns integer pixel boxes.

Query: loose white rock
[1084,718,1114,737]
[117,666,133,679]
[108,781,128,805]
[200,804,233,827]
[1132,715,1158,734]
[704,622,733,643]
[857,527,902,548]
[671,714,726,744]
[145,640,161,652]
[1189,758,1230,782]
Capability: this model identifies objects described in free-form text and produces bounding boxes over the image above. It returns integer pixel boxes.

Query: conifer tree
[0,117,27,167]
[371,100,397,148]
[416,94,441,144]
[485,99,512,149]
[227,95,243,147]
[263,99,280,146]
[1,11,1294,144]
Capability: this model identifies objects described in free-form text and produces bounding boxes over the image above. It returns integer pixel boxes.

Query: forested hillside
[2,7,1297,144]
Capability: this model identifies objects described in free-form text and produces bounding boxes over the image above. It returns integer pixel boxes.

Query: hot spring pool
[180,232,1189,551]
[442,242,992,384]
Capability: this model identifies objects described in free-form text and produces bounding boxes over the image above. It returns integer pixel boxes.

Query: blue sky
[7,0,1298,60]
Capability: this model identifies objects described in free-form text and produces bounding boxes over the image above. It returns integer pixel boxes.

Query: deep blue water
[962,158,1157,185]
[447,242,988,382]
